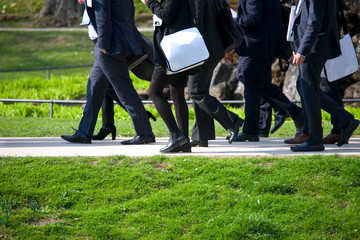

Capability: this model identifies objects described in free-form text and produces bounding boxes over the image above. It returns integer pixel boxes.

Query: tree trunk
[38,0,84,27]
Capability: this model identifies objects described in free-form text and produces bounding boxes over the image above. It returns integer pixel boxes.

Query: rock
[137,89,149,100]
[344,81,360,107]
[209,82,231,100]
[210,59,235,87]
[283,64,301,101]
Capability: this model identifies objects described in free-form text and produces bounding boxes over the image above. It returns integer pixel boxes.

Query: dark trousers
[239,56,302,135]
[100,84,127,127]
[297,62,353,144]
[319,78,342,135]
[78,44,152,136]
[188,57,239,141]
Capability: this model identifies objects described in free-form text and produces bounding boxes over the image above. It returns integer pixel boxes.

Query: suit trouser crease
[188,57,238,141]
[79,45,152,136]
[297,62,353,144]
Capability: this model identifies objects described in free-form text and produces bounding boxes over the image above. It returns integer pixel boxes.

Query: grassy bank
[1,155,360,239]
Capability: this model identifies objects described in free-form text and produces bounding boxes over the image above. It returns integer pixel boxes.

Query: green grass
[1,155,360,239]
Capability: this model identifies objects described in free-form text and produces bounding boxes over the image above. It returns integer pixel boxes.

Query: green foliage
[0,0,45,15]
[1,156,360,238]
[0,199,15,227]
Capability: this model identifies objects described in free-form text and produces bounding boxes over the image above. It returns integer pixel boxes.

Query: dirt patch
[33,218,62,226]
[153,162,172,171]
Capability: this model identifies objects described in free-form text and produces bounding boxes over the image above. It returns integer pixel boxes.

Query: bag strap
[338,0,348,34]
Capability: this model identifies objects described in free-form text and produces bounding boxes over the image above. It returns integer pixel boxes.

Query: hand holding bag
[160,27,209,75]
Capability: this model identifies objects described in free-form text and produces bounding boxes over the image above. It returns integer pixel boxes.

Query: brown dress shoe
[284,132,309,144]
[322,133,341,144]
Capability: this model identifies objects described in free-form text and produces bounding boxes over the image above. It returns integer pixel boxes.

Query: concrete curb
[1,137,359,157]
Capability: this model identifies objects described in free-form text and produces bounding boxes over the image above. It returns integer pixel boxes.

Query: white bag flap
[160,27,209,72]
[321,34,359,82]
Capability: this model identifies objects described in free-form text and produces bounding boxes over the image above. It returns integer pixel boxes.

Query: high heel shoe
[92,125,116,140]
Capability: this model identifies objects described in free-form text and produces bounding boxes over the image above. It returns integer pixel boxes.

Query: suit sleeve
[146,0,181,25]
[236,0,263,28]
[297,0,326,57]
[93,0,112,51]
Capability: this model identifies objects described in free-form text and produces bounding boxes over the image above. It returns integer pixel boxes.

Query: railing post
[47,67,50,80]
[50,99,54,118]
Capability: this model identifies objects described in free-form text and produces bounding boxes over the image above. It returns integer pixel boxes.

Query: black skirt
[152,64,188,88]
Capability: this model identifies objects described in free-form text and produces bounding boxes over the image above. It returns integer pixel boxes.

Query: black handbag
[217,7,245,53]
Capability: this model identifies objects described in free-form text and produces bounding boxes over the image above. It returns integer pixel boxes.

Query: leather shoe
[270,114,289,134]
[160,130,188,153]
[322,133,341,144]
[258,129,269,138]
[61,130,91,144]
[337,119,360,147]
[234,132,259,142]
[120,133,155,145]
[284,132,309,144]
[290,142,324,152]
[190,139,208,147]
[228,117,244,144]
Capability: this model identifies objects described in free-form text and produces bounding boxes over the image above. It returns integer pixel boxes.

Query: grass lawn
[1,155,360,239]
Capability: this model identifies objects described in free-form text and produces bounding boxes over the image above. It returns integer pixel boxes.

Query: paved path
[1,137,359,157]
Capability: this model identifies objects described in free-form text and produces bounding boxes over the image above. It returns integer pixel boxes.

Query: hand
[292,51,305,66]
[78,0,85,4]
[100,48,107,54]
[141,0,148,4]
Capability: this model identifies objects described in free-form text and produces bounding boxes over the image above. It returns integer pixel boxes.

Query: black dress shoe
[234,132,259,142]
[270,114,288,134]
[190,139,208,147]
[160,130,188,153]
[61,130,91,144]
[120,133,155,145]
[337,119,360,147]
[171,140,192,153]
[290,142,324,152]
[228,117,244,144]
[92,125,116,140]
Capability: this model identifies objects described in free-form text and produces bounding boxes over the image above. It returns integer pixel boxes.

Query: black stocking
[169,85,189,138]
[148,80,179,134]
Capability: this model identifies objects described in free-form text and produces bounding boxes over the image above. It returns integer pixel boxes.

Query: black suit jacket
[290,0,341,63]
[235,0,283,59]
[85,0,143,56]
[146,0,194,67]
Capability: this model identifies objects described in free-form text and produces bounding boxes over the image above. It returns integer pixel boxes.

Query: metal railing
[1,98,360,119]
[0,65,93,80]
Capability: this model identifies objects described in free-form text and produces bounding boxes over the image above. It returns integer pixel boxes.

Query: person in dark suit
[289,0,359,151]
[187,0,244,148]
[92,52,157,140]
[142,0,197,153]
[61,0,155,145]
[234,0,304,142]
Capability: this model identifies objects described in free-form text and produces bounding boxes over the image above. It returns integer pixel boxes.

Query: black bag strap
[338,0,348,34]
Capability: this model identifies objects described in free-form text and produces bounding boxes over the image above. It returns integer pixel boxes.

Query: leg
[240,56,266,136]
[169,84,189,138]
[148,80,179,134]
[96,47,153,137]
[295,62,324,145]
[188,57,242,143]
[258,98,272,137]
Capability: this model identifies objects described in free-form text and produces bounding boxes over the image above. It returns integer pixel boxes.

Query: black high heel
[92,125,116,140]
